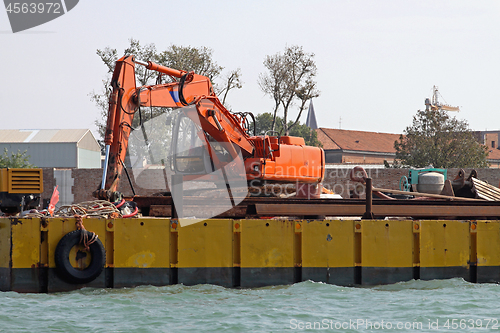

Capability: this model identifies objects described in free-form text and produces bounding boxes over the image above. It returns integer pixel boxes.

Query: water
[1,279,499,332]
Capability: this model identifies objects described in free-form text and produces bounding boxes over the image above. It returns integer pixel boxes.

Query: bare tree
[219,68,242,106]
[258,45,320,135]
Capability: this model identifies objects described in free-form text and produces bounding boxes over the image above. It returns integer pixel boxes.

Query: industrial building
[0,129,101,168]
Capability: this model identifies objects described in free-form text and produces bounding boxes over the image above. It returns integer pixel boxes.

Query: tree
[0,148,35,168]
[252,113,322,147]
[90,39,243,139]
[394,108,489,168]
[258,45,320,135]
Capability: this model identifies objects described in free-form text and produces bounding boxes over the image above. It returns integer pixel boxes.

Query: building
[0,129,101,168]
[316,128,401,165]
[475,131,500,168]
[318,128,500,168]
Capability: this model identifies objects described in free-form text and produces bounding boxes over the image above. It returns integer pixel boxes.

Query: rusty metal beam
[132,194,500,219]
[255,204,365,216]
[149,205,172,217]
[255,203,500,218]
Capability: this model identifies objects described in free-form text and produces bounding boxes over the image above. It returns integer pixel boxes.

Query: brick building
[318,128,500,167]
[476,131,500,168]
[316,128,400,165]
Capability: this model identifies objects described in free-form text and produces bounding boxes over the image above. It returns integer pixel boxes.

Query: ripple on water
[1,278,499,332]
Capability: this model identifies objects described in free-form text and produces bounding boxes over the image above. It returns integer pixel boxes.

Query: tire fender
[54,229,106,284]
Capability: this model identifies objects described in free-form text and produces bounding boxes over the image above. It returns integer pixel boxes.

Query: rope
[55,200,122,218]
[75,215,98,251]
[23,211,48,218]
[23,200,135,253]
[22,200,133,219]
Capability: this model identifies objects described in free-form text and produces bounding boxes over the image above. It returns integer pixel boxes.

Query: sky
[1,0,499,141]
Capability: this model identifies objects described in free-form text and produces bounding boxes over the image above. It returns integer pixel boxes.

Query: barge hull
[0,217,498,292]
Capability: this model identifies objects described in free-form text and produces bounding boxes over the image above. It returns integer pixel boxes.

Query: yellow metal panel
[420,220,470,268]
[8,169,43,194]
[362,220,414,268]
[79,219,106,267]
[476,221,500,267]
[78,219,106,239]
[11,218,40,268]
[178,219,233,268]
[0,218,10,268]
[1,168,44,193]
[47,218,78,268]
[114,218,170,268]
[0,169,8,192]
[302,220,354,268]
[46,217,106,268]
[240,220,294,268]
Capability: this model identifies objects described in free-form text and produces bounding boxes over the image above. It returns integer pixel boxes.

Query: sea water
[1,278,499,332]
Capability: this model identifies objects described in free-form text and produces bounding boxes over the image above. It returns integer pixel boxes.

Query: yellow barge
[1,217,498,293]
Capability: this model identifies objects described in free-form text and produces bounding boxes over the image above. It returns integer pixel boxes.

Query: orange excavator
[95,55,325,202]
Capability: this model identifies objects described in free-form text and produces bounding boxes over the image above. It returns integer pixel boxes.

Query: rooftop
[317,128,401,153]
[487,148,500,161]
[0,129,94,143]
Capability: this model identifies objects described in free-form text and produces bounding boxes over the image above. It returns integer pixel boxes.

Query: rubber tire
[54,230,106,284]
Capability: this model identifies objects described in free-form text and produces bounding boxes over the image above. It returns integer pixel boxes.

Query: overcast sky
[1,0,499,140]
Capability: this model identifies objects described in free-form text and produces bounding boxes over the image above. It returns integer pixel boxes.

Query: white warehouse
[0,129,101,168]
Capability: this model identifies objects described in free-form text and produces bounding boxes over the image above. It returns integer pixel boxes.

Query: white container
[416,172,445,194]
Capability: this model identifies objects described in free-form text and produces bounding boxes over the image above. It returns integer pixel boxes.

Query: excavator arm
[97,55,325,199]
[99,55,253,194]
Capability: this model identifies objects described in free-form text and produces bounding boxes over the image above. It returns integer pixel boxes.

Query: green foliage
[0,148,35,168]
[394,109,489,168]
[251,113,322,147]
[158,45,223,83]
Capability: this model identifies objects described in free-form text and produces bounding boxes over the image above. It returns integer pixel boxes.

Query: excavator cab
[170,103,242,178]
[125,101,248,218]
[171,112,208,175]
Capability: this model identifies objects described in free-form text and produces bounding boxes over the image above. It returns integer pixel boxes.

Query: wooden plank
[372,187,482,201]
[471,178,500,201]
